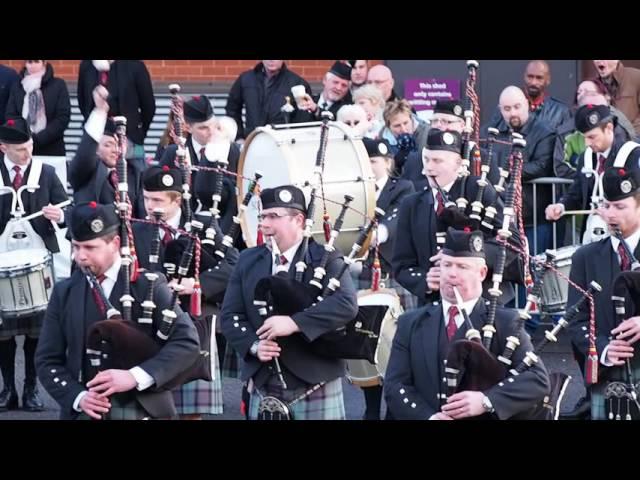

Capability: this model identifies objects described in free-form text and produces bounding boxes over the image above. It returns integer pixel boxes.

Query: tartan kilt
[77,393,151,420]
[591,361,640,420]
[248,376,345,420]
[0,311,43,340]
[173,325,223,415]
[221,340,242,380]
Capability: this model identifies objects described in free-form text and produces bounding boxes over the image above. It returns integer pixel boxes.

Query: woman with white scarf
[5,60,71,156]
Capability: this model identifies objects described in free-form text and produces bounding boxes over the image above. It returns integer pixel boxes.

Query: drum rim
[237,124,376,255]
[0,248,52,272]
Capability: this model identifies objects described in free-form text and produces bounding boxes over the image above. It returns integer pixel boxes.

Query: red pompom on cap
[6,119,14,126]
[89,201,97,209]
[463,226,471,233]
[162,165,170,172]
[619,168,626,176]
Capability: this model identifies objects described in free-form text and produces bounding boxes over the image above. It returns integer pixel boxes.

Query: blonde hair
[383,99,413,127]
[353,84,385,111]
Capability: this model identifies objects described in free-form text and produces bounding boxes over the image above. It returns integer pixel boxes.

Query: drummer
[0,117,68,412]
[353,138,415,420]
[545,104,640,243]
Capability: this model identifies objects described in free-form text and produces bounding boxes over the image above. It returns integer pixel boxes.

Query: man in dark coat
[221,185,358,420]
[485,60,571,134]
[392,129,524,307]
[292,61,353,123]
[226,61,312,141]
[567,167,640,420]
[0,117,68,412]
[384,227,550,420]
[5,61,70,156]
[489,86,556,255]
[0,64,19,125]
[69,85,145,219]
[546,104,640,242]
[77,60,155,170]
[35,201,199,420]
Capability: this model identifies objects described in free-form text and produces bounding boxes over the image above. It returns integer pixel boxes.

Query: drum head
[238,123,376,255]
[0,248,50,271]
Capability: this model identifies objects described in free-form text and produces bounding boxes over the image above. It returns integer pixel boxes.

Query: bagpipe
[444,281,601,420]
[460,60,481,177]
[601,229,640,420]
[168,84,194,231]
[84,119,211,403]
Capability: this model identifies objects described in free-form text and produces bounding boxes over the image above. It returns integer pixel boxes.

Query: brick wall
[0,60,383,83]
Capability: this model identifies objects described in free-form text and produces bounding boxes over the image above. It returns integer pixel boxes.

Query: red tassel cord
[190,237,202,317]
[323,212,332,242]
[256,227,264,246]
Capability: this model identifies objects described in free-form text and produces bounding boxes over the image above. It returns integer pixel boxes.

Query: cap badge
[90,218,104,233]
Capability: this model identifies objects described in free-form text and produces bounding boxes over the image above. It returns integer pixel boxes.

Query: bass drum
[346,289,402,387]
[237,123,375,256]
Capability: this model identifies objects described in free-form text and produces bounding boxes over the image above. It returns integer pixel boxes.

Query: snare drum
[237,123,375,255]
[533,245,579,314]
[346,289,402,387]
[0,249,54,319]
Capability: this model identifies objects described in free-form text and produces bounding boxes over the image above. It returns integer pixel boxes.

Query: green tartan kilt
[248,376,345,420]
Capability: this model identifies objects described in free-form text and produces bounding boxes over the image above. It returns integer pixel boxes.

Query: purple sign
[404,78,461,115]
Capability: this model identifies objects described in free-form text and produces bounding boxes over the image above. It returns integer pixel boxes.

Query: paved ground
[0,320,585,421]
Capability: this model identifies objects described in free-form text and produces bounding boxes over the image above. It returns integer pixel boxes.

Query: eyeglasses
[258,212,296,221]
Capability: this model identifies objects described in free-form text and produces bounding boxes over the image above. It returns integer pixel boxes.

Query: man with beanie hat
[565,166,640,420]
[35,201,199,420]
[546,103,640,242]
[221,184,358,420]
[293,61,353,122]
[385,227,549,420]
[392,129,524,308]
[0,116,68,412]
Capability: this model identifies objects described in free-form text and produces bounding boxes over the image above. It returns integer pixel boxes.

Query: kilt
[591,361,640,420]
[77,393,151,420]
[248,376,345,420]
[173,329,223,415]
[0,311,43,340]
[221,341,242,379]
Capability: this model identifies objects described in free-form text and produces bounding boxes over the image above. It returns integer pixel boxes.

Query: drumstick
[560,209,595,216]
[17,199,72,222]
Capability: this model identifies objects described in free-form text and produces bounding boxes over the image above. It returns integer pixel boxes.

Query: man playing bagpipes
[69,85,145,219]
[568,166,640,420]
[392,129,524,307]
[132,152,239,418]
[35,201,199,420]
[0,117,68,412]
[220,185,358,420]
[384,227,550,420]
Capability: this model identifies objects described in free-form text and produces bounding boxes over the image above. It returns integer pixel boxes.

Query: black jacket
[485,96,571,133]
[392,178,524,305]
[226,63,312,140]
[361,176,414,277]
[69,131,145,219]
[568,238,640,383]
[77,60,155,146]
[291,93,352,124]
[384,299,550,420]
[35,267,199,419]
[5,63,71,156]
[221,240,358,390]
[490,119,556,226]
[0,159,68,253]
[0,64,19,125]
